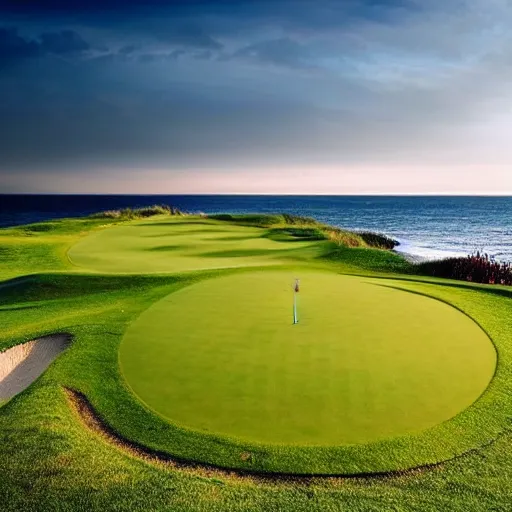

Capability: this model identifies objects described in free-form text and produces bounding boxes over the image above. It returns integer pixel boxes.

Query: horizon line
[2,192,512,197]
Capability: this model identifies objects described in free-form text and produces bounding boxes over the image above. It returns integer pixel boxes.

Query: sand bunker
[0,334,71,401]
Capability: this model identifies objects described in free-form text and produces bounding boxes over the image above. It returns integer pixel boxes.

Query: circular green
[120,270,496,446]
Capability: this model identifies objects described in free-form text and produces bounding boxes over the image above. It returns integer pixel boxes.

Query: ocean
[1,195,511,262]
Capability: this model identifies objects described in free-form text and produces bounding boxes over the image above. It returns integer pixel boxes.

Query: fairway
[120,270,496,446]
[68,218,325,273]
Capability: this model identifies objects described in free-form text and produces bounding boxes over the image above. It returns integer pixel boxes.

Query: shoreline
[394,250,429,264]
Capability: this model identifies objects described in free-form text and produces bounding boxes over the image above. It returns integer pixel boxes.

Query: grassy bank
[210,212,399,250]
[1,213,512,510]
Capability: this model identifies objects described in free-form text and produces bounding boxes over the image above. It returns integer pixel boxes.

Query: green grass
[0,217,121,281]
[1,214,512,510]
[67,217,331,274]
[120,270,494,446]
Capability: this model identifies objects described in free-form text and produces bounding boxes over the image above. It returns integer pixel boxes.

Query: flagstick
[293,291,298,324]
[293,278,299,324]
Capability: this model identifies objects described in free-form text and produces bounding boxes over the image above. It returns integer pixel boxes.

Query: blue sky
[1,0,511,194]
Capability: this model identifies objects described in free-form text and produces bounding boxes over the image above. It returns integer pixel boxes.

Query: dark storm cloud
[0,26,91,67]
[0,1,420,35]
[0,0,414,15]
[153,24,223,49]
[0,1,418,63]
[0,2,225,50]
[233,38,312,69]
[118,44,137,55]
[39,30,90,55]
[0,27,40,64]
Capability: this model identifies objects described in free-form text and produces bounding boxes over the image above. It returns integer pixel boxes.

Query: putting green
[120,270,496,446]
[68,218,325,273]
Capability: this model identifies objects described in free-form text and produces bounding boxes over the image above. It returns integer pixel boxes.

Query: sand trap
[0,334,71,401]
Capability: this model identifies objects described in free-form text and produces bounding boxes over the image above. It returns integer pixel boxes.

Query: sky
[1,0,511,194]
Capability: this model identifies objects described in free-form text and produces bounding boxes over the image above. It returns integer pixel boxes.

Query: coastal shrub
[358,232,399,250]
[417,252,512,285]
[131,205,183,217]
[323,227,365,248]
[281,213,319,226]
[208,213,235,221]
[91,205,184,220]
[20,222,56,233]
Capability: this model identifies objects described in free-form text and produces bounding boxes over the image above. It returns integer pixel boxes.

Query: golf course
[2,210,512,511]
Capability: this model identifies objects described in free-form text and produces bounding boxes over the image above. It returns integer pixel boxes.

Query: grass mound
[210,213,399,250]
[209,213,318,227]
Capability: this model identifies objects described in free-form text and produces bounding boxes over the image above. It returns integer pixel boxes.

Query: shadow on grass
[142,232,191,238]
[182,228,233,234]
[198,248,289,258]
[264,227,326,243]
[207,235,261,242]
[0,273,185,305]
[65,385,512,481]
[354,273,512,301]
[141,227,232,236]
[145,245,187,252]
[137,221,213,227]
[0,304,41,312]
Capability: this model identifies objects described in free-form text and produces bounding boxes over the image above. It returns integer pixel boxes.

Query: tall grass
[358,232,399,250]
[208,213,316,227]
[91,204,184,220]
[322,227,365,247]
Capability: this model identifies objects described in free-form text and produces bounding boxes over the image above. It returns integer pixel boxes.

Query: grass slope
[0,214,511,510]
[67,217,330,274]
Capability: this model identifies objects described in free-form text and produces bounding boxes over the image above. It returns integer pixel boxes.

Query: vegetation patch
[417,252,512,285]
[211,212,399,251]
[358,231,399,250]
[19,222,57,233]
[91,204,184,220]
